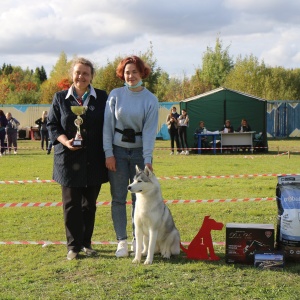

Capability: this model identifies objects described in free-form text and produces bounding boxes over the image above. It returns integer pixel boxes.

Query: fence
[267,101,300,138]
[2,101,300,140]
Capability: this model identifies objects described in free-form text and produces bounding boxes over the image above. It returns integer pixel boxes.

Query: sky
[1,0,300,78]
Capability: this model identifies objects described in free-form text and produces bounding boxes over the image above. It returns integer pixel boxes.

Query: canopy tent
[179,87,268,151]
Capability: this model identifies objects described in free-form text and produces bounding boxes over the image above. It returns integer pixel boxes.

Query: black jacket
[35,118,47,131]
[47,87,108,187]
[237,125,252,132]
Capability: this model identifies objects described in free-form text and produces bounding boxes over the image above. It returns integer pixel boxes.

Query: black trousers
[178,126,188,149]
[62,185,101,252]
[0,131,5,154]
[168,128,181,152]
[40,129,49,150]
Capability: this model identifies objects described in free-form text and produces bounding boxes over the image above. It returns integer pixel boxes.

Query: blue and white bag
[276,175,300,261]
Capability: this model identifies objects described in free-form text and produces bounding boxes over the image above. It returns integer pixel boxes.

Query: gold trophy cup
[71,106,88,147]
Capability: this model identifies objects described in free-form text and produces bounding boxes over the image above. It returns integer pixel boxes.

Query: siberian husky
[128,165,181,265]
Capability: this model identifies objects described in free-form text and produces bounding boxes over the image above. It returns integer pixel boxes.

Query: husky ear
[144,165,153,177]
[135,165,141,174]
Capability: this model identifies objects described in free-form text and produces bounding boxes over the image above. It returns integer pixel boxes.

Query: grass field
[1,139,300,299]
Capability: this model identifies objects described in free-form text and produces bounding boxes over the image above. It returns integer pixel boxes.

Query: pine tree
[39,66,47,82]
[4,64,13,75]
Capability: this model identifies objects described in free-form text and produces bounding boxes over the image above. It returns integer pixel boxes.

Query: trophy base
[72,140,83,147]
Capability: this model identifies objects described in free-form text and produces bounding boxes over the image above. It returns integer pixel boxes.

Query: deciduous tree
[40,52,71,103]
[224,54,268,97]
[201,37,233,88]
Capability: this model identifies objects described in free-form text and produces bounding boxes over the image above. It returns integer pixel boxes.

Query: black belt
[115,128,142,136]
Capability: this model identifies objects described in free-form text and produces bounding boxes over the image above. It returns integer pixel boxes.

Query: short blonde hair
[70,57,95,78]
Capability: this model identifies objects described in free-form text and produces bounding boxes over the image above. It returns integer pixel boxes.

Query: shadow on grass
[168,252,300,273]
[72,247,300,274]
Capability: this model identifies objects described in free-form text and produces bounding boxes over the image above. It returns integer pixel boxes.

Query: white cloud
[0,0,300,77]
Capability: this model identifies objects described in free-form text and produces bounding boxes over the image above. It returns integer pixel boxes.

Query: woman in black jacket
[0,110,8,156]
[35,111,49,150]
[47,57,108,260]
[237,118,252,132]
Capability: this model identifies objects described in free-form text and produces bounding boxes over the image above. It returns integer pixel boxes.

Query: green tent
[179,87,268,152]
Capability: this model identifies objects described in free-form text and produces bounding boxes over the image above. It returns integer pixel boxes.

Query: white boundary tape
[0,179,55,184]
[1,173,300,184]
[0,197,276,208]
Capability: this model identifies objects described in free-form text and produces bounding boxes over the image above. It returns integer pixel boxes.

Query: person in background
[47,121,53,155]
[220,119,234,153]
[237,118,252,132]
[47,140,53,155]
[0,110,8,156]
[220,119,234,133]
[194,121,210,152]
[103,55,159,257]
[178,109,189,155]
[166,106,181,155]
[47,57,108,260]
[5,112,20,154]
[35,111,49,150]
[237,118,252,152]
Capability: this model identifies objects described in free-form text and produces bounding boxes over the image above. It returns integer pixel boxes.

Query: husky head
[127,165,156,193]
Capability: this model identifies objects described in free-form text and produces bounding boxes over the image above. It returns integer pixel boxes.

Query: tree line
[1,38,299,105]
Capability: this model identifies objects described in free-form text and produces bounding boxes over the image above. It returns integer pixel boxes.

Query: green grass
[1,139,300,299]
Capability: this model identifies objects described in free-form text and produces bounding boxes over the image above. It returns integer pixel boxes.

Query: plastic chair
[253,133,264,152]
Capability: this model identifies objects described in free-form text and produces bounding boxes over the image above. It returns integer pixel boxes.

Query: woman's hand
[64,138,82,151]
[57,135,81,151]
[106,156,116,172]
[145,163,153,172]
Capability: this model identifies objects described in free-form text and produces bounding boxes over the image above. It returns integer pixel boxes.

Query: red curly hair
[116,56,151,81]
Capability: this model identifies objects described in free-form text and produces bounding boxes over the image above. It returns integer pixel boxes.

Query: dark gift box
[226,223,275,264]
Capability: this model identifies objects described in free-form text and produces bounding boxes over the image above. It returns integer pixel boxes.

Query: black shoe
[81,247,98,257]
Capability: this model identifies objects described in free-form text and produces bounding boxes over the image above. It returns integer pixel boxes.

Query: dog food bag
[276,175,300,262]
